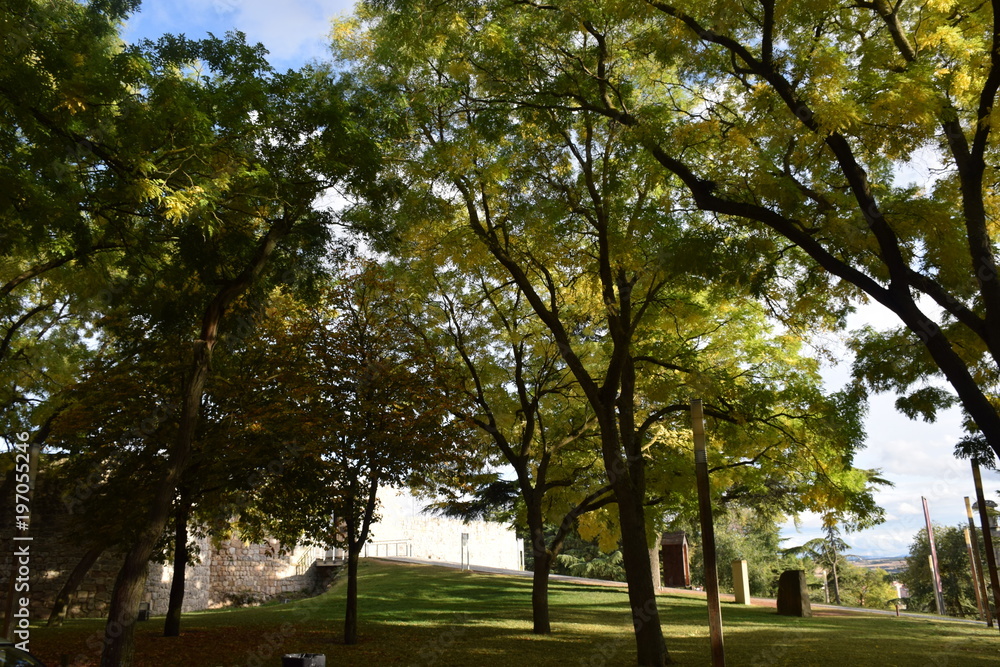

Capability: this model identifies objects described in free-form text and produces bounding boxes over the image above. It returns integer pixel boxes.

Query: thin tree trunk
[163,492,191,637]
[100,219,295,667]
[831,562,841,605]
[47,542,106,626]
[344,474,379,646]
[344,548,360,645]
[973,460,1000,634]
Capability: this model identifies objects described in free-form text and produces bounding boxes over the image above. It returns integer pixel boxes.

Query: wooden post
[965,527,987,622]
[922,496,946,615]
[972,460,1000,635]
[692,399,725,667]
[965,496,993,627]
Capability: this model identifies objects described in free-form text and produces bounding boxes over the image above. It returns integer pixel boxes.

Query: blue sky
[122,0,356,71]
[119,0,1000,559]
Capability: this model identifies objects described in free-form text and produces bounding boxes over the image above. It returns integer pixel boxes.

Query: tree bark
[973,460,1000,634]
[649,532,662,592]
[163,492,190,637]
[527,512,552,634]
[344,548,361,645]
[615,481,669,666]
[831,562,841,605]
[47,542,106,626]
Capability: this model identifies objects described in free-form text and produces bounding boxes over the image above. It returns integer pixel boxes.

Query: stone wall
[0,491,317,619]
[0,493,129,620]
[144,535,213,615]
[207,538,318,607]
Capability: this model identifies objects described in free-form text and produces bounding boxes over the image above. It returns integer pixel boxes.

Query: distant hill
[846,555,908,574]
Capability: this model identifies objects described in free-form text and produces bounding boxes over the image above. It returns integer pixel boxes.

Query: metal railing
[363,539,412,558]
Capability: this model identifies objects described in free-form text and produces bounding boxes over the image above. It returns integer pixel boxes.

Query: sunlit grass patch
[29,559,1000,666]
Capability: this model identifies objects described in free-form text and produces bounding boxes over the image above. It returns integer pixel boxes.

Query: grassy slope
[29,559,1000,666]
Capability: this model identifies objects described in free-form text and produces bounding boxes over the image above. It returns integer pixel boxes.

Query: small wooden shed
[660,532,690,588]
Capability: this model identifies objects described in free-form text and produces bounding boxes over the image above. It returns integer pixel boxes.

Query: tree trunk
[530,556,553,634]
[526,501,553,634]
[649,532,662,592]
[47,542,106,626]
[99,350,210,667]
[163,493,191,637]
[831,563,841,605]
[344,548,361,645]
[615,478,669,666]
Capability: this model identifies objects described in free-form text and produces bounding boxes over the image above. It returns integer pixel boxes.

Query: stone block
[776,569,811,617]
[731,559,751,605]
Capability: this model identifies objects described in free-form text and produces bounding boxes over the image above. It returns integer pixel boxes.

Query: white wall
[364,487,523,571]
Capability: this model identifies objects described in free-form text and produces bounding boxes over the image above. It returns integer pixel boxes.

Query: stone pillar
[732,559,751,605]
[776,570,811,617]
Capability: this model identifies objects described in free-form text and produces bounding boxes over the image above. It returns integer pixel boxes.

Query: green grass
[29,559,1000,666]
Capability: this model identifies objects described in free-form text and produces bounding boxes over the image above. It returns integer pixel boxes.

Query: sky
[120,0,1000,559]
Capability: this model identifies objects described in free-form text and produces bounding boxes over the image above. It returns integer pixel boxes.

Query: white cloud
[123,0,356,70]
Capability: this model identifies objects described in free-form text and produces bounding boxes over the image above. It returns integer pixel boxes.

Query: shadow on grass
[27,559,1000,667]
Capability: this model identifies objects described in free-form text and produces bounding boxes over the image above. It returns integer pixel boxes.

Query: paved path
[374,556,990,626]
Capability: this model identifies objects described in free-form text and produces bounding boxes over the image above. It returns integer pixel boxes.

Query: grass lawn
[28,559,1000,666]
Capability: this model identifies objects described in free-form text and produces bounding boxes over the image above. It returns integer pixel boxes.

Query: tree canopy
[349,0,1000,468]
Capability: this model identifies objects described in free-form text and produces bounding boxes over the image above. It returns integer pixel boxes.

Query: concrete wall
[364,487,524,571]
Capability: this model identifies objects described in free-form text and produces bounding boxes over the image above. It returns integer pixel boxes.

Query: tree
[365,0,1000,465]
[0,0,143,440]
[0,10,375,667]
[420,264,616,634]
[839,564,897,610]
[231,265,480,646]
[341,14,887,663]
[901,524,985,618]
[785,522,851,604]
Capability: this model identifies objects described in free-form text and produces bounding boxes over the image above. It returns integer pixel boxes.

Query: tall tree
[0,0,143,437]
[8,26,380,664]
[342,16,885,663]
[786,522,852,605]
[901,524,988,618]
[232,265,480,646]
[422,264,615,634]
[368,0,1000,463]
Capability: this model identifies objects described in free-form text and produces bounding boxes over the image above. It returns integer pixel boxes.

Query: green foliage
[900,524,985,619]
[555,550,626,582]
[839,564,898,610]
[352,0,890,551]
[348,0,1000,467]
[681,507,794,597]
[227,265,481,551]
